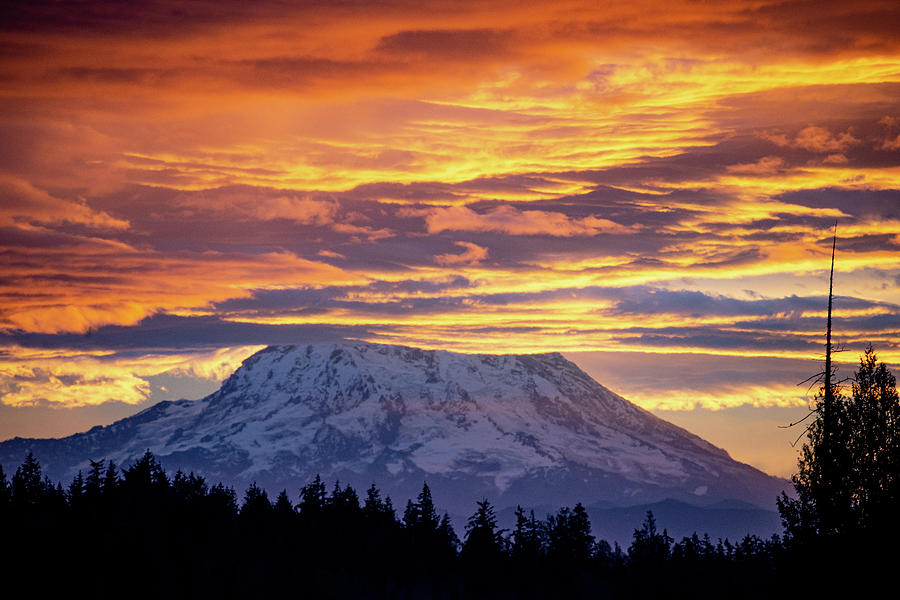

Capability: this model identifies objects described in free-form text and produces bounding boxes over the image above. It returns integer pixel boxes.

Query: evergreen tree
[846,345,899,530]
[85,458,105,501]
[11,452,46,507]
[461,498,503,563]
[594,538,625,574]
[328,482,360,515]
[510,505,544,562]
[403,483,458,562]
[438,512,460,552]
[298,474,327,519]
[363,483,397,543]
[68,471,85,507]
[407,482,440,531]
[122,450,168,497]
[628,511,672,567]
[0,463,10,508]
[241,482,271,518]
[546,503,594,563]
[102,460,119,498]
[207,482,238,517]
[172,470,208,504]
[274,489,295,519]
[779,346,900,541]
[363,483,394,520]
[403,499,416,528]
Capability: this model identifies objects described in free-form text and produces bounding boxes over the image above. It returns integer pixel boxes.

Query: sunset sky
[2,0,899,477]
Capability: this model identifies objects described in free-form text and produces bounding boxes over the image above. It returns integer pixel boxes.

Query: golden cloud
[414,205,638,236]
[435,241,489,266]
[0,345,263,408]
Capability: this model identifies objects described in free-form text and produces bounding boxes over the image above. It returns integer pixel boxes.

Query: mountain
[0,342,789,520]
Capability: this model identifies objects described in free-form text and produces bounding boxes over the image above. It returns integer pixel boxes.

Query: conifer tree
[328,482,360,515]
[510,506,544,562]
[122,450,168,497]
[779,347,900,541]
[404,483,458,559]
[363,483,387,516]
[410,482,439,531]
[241,482,271,517]
[172,470,208,503]
[11,452,45,507]
[102,461,119,497]
[546,503,594,563]
[207,482,238,517]
[68,471,85,508]
[438,512,460,553]
[85,459,105,501]
[461,498,503,563]
[778,227,851,540]
[0,463,10,508]
[298,474,327,519]
[628,511,672,572]
[274,489,295,518]
[846,345,899,529]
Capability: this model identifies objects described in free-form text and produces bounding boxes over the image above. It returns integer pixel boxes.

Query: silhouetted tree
[328,481,361,516]
[101,460,119,498]
[780,347,900,543]
[68,470,85,507]
[241,482,271,519]
[363,483,395,522]
[122,450,168,500]
[846,345,900,530]
[0,463,10,508]
[274,489,295,519]
[461,498,504,563]
[404,482,440,532]
[11,452,46,507]
[510,505,544,563]
[403,482,459,569]
[628,511,672,568]
[298,474,327,520]
[0,449,792,599]
[172,470,208,504]
[546,503,594,564]
[207,482,238,517]
[438,512,460,552]
[84,458,105,501]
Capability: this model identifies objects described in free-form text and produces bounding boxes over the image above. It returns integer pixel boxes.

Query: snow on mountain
[0,342,788,512]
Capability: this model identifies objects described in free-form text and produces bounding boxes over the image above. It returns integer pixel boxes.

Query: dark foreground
[0,452,886,599]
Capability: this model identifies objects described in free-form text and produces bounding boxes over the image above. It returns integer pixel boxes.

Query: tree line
[1,347,896,598]
[1,450,783,599]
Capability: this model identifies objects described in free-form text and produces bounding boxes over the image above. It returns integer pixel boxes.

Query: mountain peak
[0,341,787,512]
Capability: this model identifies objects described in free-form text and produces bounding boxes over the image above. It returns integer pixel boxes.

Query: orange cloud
[882,134,900,150]
[726,156,785,175]
[0,246,364,334]
[414,205,637,236]
[793,126,859,153]
[0,175,128,230]
[435,241,488,266]
[764,126,860,154]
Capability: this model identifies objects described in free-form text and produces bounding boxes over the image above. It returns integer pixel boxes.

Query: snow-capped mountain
[0,342,788,512]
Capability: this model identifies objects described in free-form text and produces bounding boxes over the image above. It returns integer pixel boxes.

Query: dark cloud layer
[2,315,369,353]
